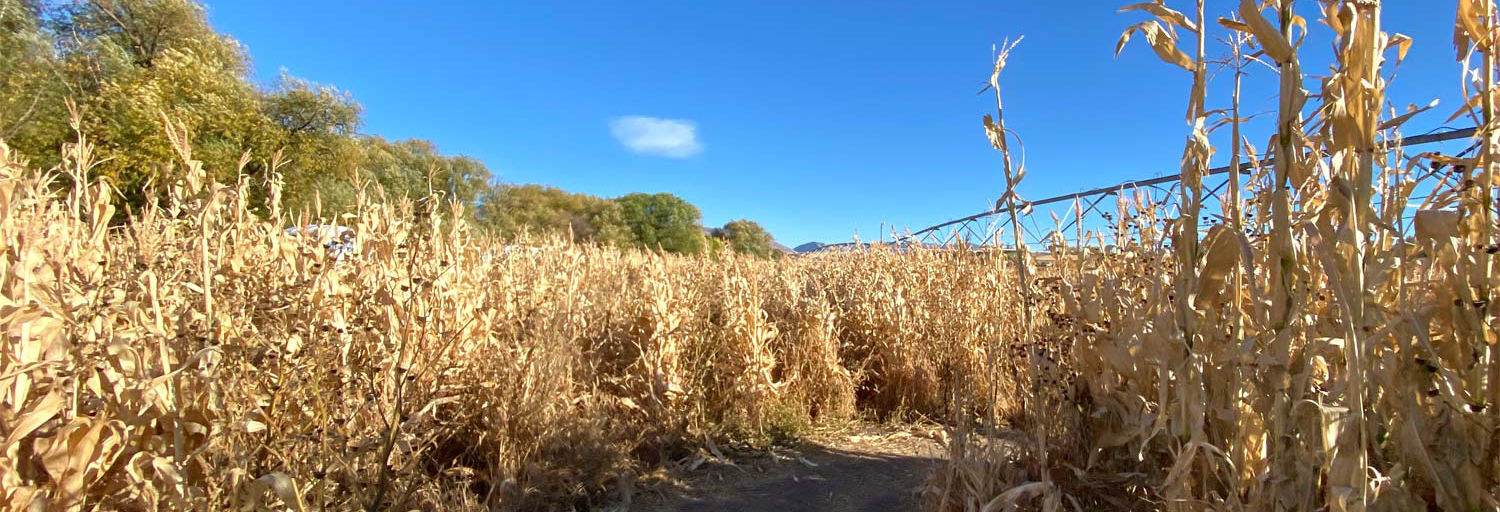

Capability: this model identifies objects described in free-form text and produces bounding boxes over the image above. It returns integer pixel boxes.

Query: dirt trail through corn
[631,425,945,512]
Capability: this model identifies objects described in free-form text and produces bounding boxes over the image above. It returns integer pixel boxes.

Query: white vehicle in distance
[284,224,358,261]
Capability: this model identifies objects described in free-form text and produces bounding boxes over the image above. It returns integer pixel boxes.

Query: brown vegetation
[0,120,1032,510]
[4,1,1500,511]
[933,1,1500,510]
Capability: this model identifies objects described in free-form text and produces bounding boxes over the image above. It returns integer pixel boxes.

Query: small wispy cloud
[609,116,703,158]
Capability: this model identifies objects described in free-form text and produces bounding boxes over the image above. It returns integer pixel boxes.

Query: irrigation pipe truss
[825,126,1477,249]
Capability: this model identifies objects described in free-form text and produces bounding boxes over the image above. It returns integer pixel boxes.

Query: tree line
[0,0,781,257]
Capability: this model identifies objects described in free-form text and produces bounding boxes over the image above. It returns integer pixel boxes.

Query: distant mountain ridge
[794,242,827,253]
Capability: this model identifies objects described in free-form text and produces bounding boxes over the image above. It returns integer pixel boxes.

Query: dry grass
[5,2,1499,511]
[0,116,1033,510]
[934,1,1500,511]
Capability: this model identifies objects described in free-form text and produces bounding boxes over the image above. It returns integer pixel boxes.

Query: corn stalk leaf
[1116,20,1195,72]
[1238,0,1294,64]
[1119,1,1198,32]
[1455,0,1492,57]
[1387,33,1413,64]
[983,114,1006,151]
[1378,101,1436,132]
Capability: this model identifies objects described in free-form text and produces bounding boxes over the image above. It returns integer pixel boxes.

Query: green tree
[475,184,629,245]
[353,137,489,206]
[711,219,778,258]
[48,0,275,205]
[0,0,69,166]
[614,192,705,254]
[53,0,238,71]
[262,72,361,144]
[0,0,509,227]
[262,73,364,215]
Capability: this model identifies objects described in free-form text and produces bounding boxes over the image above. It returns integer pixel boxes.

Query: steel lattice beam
[822,126,1476,250]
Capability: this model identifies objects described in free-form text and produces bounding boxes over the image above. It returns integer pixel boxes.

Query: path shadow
[633,442,942,512]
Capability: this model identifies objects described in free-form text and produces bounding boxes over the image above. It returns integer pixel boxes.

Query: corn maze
[2,0,1499,511]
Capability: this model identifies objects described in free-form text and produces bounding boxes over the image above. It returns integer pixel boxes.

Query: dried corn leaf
[1238,0,1295,64]
[1116,20,1195,72]
[1118,1,1197,32]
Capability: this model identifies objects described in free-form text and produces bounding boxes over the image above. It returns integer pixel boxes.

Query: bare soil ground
[628,424,946,512]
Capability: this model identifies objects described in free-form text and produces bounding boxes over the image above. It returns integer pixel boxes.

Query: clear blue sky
[204,1,1471,246]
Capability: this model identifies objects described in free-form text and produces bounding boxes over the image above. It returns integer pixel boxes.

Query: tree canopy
[0,0,779,256]
[476,184,631,246]
[711,219,779,258]
[615,193,707,254]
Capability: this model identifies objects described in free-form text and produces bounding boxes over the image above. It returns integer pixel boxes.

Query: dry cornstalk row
[937,1,1500,510]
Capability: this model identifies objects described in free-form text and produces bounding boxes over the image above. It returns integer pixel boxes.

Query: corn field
[935,0,1500,511]
[3,1,1500,511]
[0,115,1035,509]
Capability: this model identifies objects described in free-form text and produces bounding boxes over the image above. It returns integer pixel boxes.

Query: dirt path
[630,425,946,512]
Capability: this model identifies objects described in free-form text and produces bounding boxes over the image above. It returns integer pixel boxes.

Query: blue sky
[205,1,1473,246]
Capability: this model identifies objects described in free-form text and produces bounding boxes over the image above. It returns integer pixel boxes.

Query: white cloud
[609,116,703,158]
